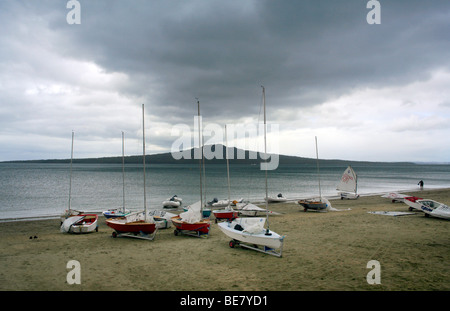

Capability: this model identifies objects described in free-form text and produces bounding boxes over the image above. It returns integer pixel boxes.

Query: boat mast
[197,98,207,208]
[122,131,126,213]
[197,99,203,215]
[352,166,358,194]
[142,104,147,221]
[262,86,268,210]
[262,86,271,234]
[225,125,231,210]
[315,136,322,200]
[68,131,74,213]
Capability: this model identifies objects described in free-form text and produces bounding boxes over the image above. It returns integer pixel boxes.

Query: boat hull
[298,200,327,211]
[61,214,98,234]
[266,197,287,203]
[212,201,230,208]
[103,209,130,219]
[171,216,210,234]
[339,192,359,200]
[403,196,423,211]
[162,201,181,208]
[417,199,450,220]
[213,210,239,221]
[106,219,156,234]
[218,219,284,250]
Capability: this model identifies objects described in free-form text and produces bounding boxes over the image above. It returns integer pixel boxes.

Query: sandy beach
[0,188,448,292]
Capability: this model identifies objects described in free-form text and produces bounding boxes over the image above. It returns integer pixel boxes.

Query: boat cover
[179,201,202,223]
[237,217,266,234]
[60,215,84,233]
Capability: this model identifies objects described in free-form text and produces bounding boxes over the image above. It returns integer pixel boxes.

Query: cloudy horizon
[1,0,449,163]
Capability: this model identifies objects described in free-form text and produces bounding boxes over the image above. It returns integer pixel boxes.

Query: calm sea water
[1,162,450,221]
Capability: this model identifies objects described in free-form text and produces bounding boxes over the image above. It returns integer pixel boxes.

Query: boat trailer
[111,227,158,241]
[173,227,209,238]
[227,238,285,258]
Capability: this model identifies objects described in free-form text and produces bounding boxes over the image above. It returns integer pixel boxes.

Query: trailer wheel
[174,229,179,236]
[112,231,117,238]
[229,240,236,248]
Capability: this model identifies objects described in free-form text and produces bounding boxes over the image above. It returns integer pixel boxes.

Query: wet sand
[0,188,449,291]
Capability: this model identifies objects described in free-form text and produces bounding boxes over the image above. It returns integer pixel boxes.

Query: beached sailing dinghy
[103,132,130,219]
[337,166,360,200]
[417,199,450,220]
[213,206,239,222]
[61,214,98,233]
[106,104,157,240]
[218,217,285,256]
[213,125,239,223]
[60,131,84,224]
[297,137,329,212]
[297,198,328,211]
[218,86,285,257]
[60,131,99,234]
[171,99,211,237]
[172,201,211,236]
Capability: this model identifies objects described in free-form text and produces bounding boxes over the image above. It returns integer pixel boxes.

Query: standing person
[418,180,424,189]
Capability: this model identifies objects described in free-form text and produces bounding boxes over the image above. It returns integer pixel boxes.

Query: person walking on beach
[418,180,424,189]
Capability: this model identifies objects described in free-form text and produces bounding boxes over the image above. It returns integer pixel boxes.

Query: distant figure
[418,180,424,189]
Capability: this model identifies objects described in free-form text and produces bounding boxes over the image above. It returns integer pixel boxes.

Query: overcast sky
[1,0,449,162]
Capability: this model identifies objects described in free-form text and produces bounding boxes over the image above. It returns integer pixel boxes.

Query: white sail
[337,166,358,193]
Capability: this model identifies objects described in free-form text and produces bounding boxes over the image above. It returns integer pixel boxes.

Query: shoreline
[0,188,448,291]
[1,186,448,223]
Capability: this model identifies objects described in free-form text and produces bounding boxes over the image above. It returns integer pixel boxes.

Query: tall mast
[225,125,231,210]
[197,99,203,214]
[198,98,207,207]
[68,131,74,212]
[122,131,125,213]
[262,86,271,234]
[142,104,147,221]
[262,86,268,212]
[315,136,322,200]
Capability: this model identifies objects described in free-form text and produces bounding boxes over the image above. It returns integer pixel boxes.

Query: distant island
[4,144,413,166]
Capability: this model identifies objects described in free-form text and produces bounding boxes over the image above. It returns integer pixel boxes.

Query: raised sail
[337,166,359,199]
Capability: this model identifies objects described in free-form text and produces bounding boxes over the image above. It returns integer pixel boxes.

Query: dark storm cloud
[45,0,450,118]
